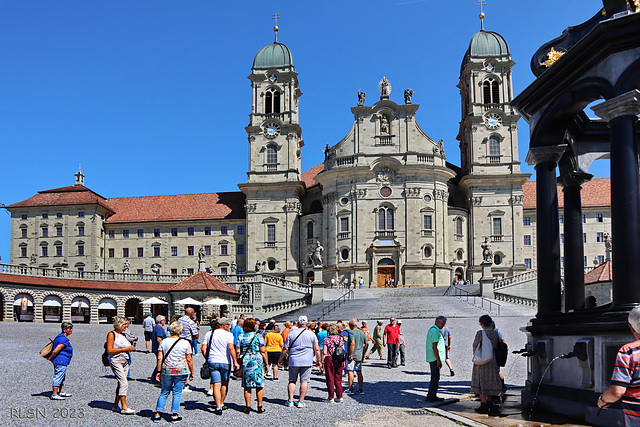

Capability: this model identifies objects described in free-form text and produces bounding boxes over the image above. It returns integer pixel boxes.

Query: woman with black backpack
[322,323,345,403]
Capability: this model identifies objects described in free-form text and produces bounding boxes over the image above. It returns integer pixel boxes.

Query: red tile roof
[0,272,173,292]
[584,261,612,284]
[301,163,324,189]
[7,185,113,212]
[523,178,611,210]
[171,272,239,294]
[105,192,246,224]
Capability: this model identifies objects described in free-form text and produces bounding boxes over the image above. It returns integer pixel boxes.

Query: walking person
[265,324,284,380]
[236,318,268,414]
[201,318,240,416]
[279,316,321,408]
[178,307,199,392]
[365,320,384,360]
[317,323,329,374]
[152,321,194,422]
[347,318,367,395]
[106,316,137,414]
[471,315,503,416]
[142,312,155,353]
[150,315,167,383]
[383,317,401,368]
[322,323,344,403]
[441,321,454,376]
[48,322,73,400]
[398,319,406,366]
[426,315,447,402]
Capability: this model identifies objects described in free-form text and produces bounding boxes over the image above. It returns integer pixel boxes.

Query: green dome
[253,42,293,69]
[461,30,510,73]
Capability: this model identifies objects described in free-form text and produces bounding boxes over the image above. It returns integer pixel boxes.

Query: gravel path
[2,314,532,426]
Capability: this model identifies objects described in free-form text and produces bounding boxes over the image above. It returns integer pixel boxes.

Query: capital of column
[525,145,567,167]
[591,89,640,123]
[558,171,594,189]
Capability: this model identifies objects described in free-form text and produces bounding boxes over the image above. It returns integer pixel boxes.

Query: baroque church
[7,22,529,288]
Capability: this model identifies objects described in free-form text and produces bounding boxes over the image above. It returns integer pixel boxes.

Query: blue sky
[0,0,606,263]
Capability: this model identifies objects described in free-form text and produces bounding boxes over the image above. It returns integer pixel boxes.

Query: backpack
[332,336,345,364]
[102,331,114,367]
[496,341,508,367]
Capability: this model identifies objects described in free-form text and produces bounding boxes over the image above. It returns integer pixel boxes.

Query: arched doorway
[98,298,117,324]
[71,297,90,323]
[455,267,464,282]
[306,271,315,285]
[43,295,63,322]
[13,294,34,322]
[377,258,395,288]
[125,298,143,324]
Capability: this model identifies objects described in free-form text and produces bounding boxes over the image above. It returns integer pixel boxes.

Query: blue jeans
[156,374,187,414]
[52,364,67,387]
[209,363,231,383]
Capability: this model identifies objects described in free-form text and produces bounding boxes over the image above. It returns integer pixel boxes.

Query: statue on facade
[240,284,251,304]
[123,259,130,273]
[481,237,493,264]
[231,261,237,274]
[312,241,324,267]
[438,140,445,156]
[95,262,100,272]
[379,77,391,99]
[181,266,186,275]
[30,254,37,266]
[357,90,366,106]
[198,245,205,261]
[380,115,390,134]
[151,264,160,275]
[404,88,414,104]
[255,260,261,272]
[604,232,612,250]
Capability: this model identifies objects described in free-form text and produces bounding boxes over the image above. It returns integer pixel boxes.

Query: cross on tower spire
[272,12,280,42]
[477,0,486,31]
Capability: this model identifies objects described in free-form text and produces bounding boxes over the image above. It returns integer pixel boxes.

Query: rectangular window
[584,256,587,267]
[41,246,48,257]
[205,227,211,236]
[423,215,432,230]
[205,245,211,256]
[137,247,144,257]
[187,268,194,275]
[21,247,27,257]
[597,232,604,242]
[583,233,587,243]
[524,235,531,245]
[42,213,48,219]
[340,217,350,232]
[492,218,502,236]
[523,216,530,226]
[171,269,177,276]
[123,248,129,258]
[524,258,532,269]
[100,247,104,257]
[78,245,84,256]
[21,214,27,220]
[154,229,160,237]
[137,229,144,238]
[221,226,228,235]
[559,215,564,224]
[171,228,178,237]
[237,267,245,275]
[582,214,586,223]
[188,227,194,236]
[561,234,564,244]
[237,225,245,235]
[221,267,228,275]
[56,213,63,218]
[220,244,228,255]
[237,244,245,254]
[21,228,27,238]
[109,230,115,238]
[188,246,194,256]
[123,229,129,238]
[78,212,85,218]
[56,246,63,257]
[109,248,114,258]
[561,257,564,268]
[42,227,48,237]
[596,213,603,223]
[267,224,276,242]
[597,255,605,264]
[56,227,63,237]
[153,247,160,257]
[78,226,84,236]
[137,269,144,278]
[171,246,177,256]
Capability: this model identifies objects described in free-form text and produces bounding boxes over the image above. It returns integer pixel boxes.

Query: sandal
[257,406,265,413]
[243,407,251,414]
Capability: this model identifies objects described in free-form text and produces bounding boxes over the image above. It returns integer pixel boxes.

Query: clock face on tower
[263,122,281,138]
[484,112,502,130]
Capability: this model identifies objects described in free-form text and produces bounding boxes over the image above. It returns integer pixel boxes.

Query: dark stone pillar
[526,146,566,316]
[593,90,640,310]
[558,172,593,312]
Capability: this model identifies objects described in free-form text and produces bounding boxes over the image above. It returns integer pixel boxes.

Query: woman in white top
[106,316,136,414]
[152,321,194,423]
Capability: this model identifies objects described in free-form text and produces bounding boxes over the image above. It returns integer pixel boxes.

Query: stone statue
[404,88,414,104]
[312,241,324,267]
[151,264,160,275]
[380,115,389,134]
[181,266,186,275]
[604,232,612,250]
[198,245,205,261]
[123,259,130,273]
[240,284,251,304]
[379,77,391,99]
[30,254,37,266]
[438,140,445,156]
[95,262,100,271]
[255,260,261,272]
[231,261,237,274]
[357,90,366,106]
[324,143,331,160]
[481,237,493,264]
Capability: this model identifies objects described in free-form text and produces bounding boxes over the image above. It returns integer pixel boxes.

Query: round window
[424,246,432,258]
[423,194,432,203]
[341,249,349,260]
[494,254,502,265]
[380,187,392,198]
[268,260,276,271]
[340,197,349,206]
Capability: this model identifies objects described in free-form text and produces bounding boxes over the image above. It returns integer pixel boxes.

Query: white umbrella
[175,297,203,306]
[203,297,233,306]
[140,297,168,305]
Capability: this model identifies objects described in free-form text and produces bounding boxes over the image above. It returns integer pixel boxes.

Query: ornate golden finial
[633,0,640,13]
[540,47,565,68]
[477,0,486,30]
[272,12,280,42]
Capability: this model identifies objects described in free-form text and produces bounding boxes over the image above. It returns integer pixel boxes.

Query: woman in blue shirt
[48,322,73,400]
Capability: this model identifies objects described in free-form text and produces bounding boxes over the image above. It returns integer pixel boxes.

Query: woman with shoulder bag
[235,318,268,414]
[48,322,74,400]
[322,323,345,403]
[471,314,503,416]
[106,317,137,415]
[152,321,194,423]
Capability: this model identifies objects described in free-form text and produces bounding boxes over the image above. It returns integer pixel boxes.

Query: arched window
[489,137,500,156]
[341,248,349,261]
[483,79,500,104]
[265,88,281,114]
[424,246,432,258]
[306,222,314,239]
[378,206,394,230]
[266,145,277,164]
[456,217,464,235]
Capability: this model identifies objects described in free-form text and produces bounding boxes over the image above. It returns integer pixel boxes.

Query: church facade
[6,25,529,288]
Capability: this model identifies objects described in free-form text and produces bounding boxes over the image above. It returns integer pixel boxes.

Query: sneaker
[221,404,228,410]
[335,397,344,403]
[121,408,135,415]
[111,407,121,413]
[325,398,335,403]
[273,377,279,380]
[347,389,356,394]
[152,414,162,422]
[170,415,183,422]
[286,400,295,408]
[296,401,306,408]
[182,386,192,393]
[357,389,364,395]
[59,392,72,397]
[50,395,65,400]
[206,389,214,396]
[488,404,501,417]
[450,370,455,377]
[213,408,223,416]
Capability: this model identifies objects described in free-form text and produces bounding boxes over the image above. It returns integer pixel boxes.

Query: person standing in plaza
[316,323,329,374]
[152,321,194,422]
[150,315,167,383]
[201,318,239,416]
[178,307,199,392]
[441,322,454,376]
[106,316,137,414]
[347,318,367,395]
[265,324,284,380]
[426,315,447,402]
[122,323,138,379]
[279,315,321,408]
[471,315,502,416]
[142,312,155,353]
[383,317,401,368]
[398,319,406,366]
[236,318,268,414]
[365,320,384,360]
[48,322,73,400]
[322,324,345,403]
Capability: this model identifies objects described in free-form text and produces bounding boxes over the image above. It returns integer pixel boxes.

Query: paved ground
[1,310,538,427]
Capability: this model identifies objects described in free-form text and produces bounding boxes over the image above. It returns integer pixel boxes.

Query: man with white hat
[279,315,321,408]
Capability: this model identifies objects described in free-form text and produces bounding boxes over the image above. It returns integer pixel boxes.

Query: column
[526,146,566,316]
[592,90,640,310]
[62,302,71,322]
[558,172,593,312]
[34,302,44,323]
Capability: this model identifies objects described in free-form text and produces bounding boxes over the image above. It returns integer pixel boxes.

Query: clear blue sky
[0,0,606,263]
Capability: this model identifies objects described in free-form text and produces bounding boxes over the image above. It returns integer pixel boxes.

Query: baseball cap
[217,317,230,325]
[398,320,402,324]
[298,315,308,323]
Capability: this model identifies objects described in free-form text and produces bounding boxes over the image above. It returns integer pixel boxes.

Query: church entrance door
[377,258,395,287]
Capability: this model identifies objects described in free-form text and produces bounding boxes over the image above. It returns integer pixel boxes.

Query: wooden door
[377,266,395,287]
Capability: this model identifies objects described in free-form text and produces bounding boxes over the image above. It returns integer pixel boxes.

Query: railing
[260,273,311,293]
[494,270,537,290]
[375,231,396,238]
[321,289,355,320]
[417,154,434,163]
[454,234,464,241]
[494,292,537,307]
[262,297,310,314]
[443,285,501,315]
[488,155,501,164]
[337,232,350,240]
[265,164,277,171]
[422,229,434,237]
[490,235,503,242]
[377,135,393,145]
[264,241,276,248]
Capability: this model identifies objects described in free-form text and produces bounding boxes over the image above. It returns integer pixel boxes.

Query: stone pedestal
[479,261,494,298]
[311,267,325,304]
[198,260,206,273]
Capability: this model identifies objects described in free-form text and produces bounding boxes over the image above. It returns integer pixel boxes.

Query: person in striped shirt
[598,306,640,425]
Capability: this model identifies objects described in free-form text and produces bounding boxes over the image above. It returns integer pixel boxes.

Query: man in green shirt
[426,315,447,402]
[366,320,384,360]
[347,318,368,394]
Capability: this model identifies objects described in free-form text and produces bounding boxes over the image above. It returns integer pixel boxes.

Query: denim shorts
[208,362,231,383]
[52,364,67,387]
[346,360,363,372]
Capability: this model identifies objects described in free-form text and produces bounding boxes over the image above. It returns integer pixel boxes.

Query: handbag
[101,331,114,367]
[235,332,259,377]
[40,338,54,359]
[200,332,213,380]
[472,330,494,366]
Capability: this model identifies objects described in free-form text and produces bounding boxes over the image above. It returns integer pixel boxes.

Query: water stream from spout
[528,355,563,420]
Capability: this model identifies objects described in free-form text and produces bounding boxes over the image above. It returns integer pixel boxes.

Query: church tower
[457,14,530,282]
[239,23,305,282]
